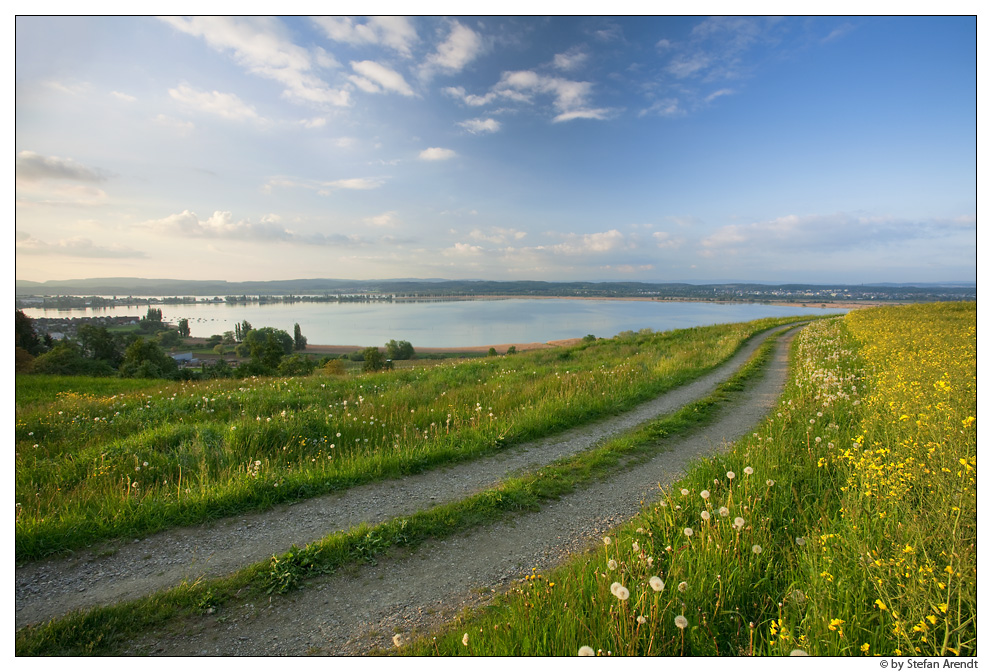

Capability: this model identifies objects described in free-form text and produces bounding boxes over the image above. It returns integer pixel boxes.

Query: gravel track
[16,325,802,655]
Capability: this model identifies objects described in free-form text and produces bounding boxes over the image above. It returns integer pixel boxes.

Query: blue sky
[14,15,977,284]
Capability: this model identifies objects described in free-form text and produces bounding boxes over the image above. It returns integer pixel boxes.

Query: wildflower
[632,541,640,552]
[752,545,762,555]
[603,536,611,546]
[610,582,622,596]
[874,599,887,611]
[680,488,689,496]
[766,479,775,487]
[795,536,805,546]
[727,471,735,480]
[462,632,469,646]
[615,585,630,601]
[744,466,754,475]
[790,650,809,656]
[678,581,688,593]
[860,643,870,654]
[700,489,710,500]
[578,646,595,656]
[718,506,730,517]
[649,576,665,592]
[684,527,693,537]
[700,510,711,521]
[607,559,617,571]
[674,615,688,629]
[733,517,745,530]
[392,634,404,648]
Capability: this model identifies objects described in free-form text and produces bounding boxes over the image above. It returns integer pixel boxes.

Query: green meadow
[15,305,975,658]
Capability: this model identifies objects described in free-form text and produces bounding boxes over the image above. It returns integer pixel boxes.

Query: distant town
[13,277,977,312]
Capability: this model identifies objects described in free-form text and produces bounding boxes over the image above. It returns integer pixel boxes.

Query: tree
[177,318,190,338]
[362,346,387,372]
[241,327,293,370]
[293,323,307,351]
[488,347,497,357]
[234,320,253,342]
[205,334,223,349]
[31,340,116,377]
[138,307,165,334]
[77,324,124,367]
[119,337,178,379]
[278,353,316,376]
[506,345,517,355]
[15,311,44,356]
[158,330,182,348]
[385,339,415,360]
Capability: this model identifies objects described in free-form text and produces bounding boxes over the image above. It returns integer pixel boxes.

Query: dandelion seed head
[733,517,745,529]
[578,646,595,656]
[392,634,404,648]
[675,615,688,629]
[718,506,730,517]
[678,581,688,593]
[607,559,617,571]
[700,510,711,521]
[744,466,754,475]
[462,632,469,646]
[700,489,710,500]
[603,536,611,546]
[766,479,775,486]
[649,576,665,592]
[684,527,693,537]
[615,585,630,601]
[637,615,647,625]
[680,488,689,496]
[727,471,735,480]
[752,544,763,554]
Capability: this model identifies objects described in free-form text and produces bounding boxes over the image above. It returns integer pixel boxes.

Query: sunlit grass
[16,317,800,561]
[402,303,976,657]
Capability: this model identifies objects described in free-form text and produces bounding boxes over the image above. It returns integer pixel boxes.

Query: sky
[14,14,978,285]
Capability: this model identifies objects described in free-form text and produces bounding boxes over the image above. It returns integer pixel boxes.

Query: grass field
[403,302,976,656]
[15,316,798,562]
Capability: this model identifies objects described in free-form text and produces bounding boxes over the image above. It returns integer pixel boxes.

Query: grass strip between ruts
[15,326,795,657]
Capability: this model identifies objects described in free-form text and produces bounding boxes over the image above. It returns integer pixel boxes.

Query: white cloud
[419,147,456,161]
[16,151,109,183]
[548,229,627,255]
[443,85,498,106]
[169,84,262,122]
[111,91,136,103]
[144,209,363,246]
[323,177,386,190]
[639,98,683,118]
[16,232,145,258]
[160,16,351,107]
[349,60,415,96]
[493,70,615,123]
[443,242,484,256]
[420,20,484,78]
[699,212,974,258]
[458,117,501,134]
[469,227,526,244]
[313,16,417,58]
[364,211,399,227]
[154,114,195,136]
[653,231,684,249]
[705,88,734,103]
[553,48,588,71]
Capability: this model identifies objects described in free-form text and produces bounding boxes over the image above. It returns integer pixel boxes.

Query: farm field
[14,304,975,657]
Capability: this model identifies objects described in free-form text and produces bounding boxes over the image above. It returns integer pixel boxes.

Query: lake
[21,298,846,348]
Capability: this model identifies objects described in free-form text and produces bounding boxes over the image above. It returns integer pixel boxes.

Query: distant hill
[14,277,975,301]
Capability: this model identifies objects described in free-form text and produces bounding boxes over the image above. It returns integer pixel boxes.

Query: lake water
[21,299,846,348]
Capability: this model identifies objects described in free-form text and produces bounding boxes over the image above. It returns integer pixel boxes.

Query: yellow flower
[861,643,870,653]
[874,599,887,611]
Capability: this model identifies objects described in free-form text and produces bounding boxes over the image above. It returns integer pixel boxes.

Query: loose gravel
[16,325,802,655]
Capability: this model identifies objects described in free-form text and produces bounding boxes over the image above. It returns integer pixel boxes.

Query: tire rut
[15,324,801,637]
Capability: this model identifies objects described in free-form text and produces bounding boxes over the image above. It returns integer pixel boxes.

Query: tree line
[15,310,416,380]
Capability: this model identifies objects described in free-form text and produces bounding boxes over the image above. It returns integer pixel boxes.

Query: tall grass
[404,303,976,656]
[15,317,800,561]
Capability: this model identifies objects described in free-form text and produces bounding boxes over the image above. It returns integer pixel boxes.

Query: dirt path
[16,325,802,653]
